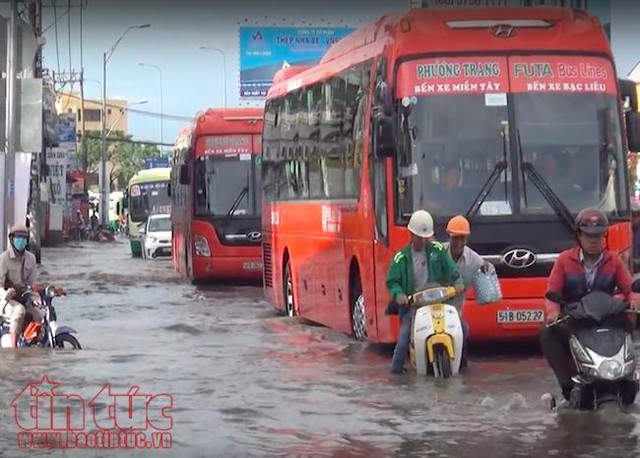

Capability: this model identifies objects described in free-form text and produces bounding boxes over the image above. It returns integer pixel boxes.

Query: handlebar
[545,308,640,328]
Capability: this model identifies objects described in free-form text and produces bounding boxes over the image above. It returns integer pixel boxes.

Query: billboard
[238,26,354,98]
[414,0,611,39]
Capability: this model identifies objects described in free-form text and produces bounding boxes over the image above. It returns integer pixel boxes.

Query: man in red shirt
[540,207,640,401]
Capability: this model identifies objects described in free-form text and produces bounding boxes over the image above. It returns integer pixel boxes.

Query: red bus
[260,7,640,343]
[171,108,264,282]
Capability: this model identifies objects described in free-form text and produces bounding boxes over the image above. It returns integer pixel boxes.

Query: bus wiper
[223,185,249,223]
[515,128,574,233]
[520,162,575,233]
[465,161,508,218]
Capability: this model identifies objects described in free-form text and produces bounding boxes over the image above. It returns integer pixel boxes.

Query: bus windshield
[394,54,628,219]
[129,181,171,223]
[195,154,261,217]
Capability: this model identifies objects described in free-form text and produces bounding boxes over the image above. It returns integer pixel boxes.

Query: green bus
[123,167,172,257]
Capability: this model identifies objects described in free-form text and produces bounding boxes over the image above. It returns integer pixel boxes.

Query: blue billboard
[143,157,170,169]
[239,26,354,98]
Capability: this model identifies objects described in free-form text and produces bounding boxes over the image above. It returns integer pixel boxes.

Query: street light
[137,63,164,151]
[106,99,148,139]
[100,23,151,226]
[198,45,227,108]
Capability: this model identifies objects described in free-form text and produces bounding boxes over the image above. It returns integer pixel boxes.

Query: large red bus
[260,7,640,343]
[171,108,264,282]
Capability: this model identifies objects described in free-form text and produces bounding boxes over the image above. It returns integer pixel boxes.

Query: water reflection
[0,242,636,457]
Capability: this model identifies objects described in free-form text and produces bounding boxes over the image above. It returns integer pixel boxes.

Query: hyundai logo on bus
[247,231,262,242]
[502,249,536,269]
[491,24,516,38]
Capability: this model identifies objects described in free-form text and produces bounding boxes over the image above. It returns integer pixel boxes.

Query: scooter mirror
[545,291,563,304]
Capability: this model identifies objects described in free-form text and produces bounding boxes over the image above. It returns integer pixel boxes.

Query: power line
[78,132,174,148]
[57,89,195,122]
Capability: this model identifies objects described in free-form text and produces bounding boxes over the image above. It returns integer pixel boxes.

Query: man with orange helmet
[0,223,41,347]
[443,215,494,368]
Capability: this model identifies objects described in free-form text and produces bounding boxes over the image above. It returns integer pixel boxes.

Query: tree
[81,130,161,189]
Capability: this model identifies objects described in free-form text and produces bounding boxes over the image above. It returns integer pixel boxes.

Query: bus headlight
[194,236,210,257]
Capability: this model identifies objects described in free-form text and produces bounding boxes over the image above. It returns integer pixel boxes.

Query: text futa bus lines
[261,7,640,343]
[125,168,172,257]
[171,108,264,282]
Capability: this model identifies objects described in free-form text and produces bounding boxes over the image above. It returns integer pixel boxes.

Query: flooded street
[0,239,639,457]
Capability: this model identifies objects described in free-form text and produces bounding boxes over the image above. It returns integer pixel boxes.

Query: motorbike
[0,285,81,349]
[546,284,640,411]
[407,285,464,378]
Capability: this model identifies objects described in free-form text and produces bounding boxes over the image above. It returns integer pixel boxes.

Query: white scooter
[409,286,464,378]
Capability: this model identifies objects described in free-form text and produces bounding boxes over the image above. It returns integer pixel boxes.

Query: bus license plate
[497,310,544,324]
[243,261,263,270]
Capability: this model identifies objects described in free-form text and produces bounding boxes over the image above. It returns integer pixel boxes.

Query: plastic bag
[474,269,503,304]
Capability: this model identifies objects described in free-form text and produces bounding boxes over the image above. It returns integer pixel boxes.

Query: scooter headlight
[598,360,623,380]
[625,334,635,362]
[569,336,593,364]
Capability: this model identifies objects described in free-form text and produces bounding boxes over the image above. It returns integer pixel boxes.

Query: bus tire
[350,272,367,342]
[283,259,296,317]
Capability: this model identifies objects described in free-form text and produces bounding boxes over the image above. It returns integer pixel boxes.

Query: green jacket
[386,242,463,302]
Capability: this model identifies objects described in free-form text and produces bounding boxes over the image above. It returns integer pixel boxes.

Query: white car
[142,214,172,259]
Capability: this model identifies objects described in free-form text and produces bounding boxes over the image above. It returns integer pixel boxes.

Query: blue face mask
[12,236,27,251]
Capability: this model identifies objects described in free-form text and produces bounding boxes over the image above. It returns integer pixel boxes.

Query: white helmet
[408,210,434,238]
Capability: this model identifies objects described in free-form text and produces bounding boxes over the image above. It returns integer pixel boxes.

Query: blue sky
[19,0,640,146]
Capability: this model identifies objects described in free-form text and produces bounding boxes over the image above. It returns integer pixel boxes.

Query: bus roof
[177,107,264,144]
[128,167,171,186]
[267,7,611,99]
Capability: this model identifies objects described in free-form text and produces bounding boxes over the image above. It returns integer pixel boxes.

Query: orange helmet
[446,215,471,236]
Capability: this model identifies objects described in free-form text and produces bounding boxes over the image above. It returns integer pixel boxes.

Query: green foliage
[80,130,161,189]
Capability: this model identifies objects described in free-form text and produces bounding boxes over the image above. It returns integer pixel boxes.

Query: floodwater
[0,240,639,457]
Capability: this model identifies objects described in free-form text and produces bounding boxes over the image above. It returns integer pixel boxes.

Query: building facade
[55,92,130,136]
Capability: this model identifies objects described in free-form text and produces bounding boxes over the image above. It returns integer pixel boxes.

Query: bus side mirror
[375,81,394,117]
[167,182,172,197]
[116,203,120,215]
[179,164,190,185]
[625,111,640,152]
[374,113,396,158]
[122,190,128,209]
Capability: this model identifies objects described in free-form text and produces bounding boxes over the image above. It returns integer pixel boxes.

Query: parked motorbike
[546,284,640,411]
[0,284,81,349]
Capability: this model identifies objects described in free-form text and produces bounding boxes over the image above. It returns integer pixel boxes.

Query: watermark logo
[11,375,173,450]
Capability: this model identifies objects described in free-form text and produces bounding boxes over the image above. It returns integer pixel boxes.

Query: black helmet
[574,207,608,235]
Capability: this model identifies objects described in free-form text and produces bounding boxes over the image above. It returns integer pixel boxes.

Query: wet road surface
[0,240,639,457]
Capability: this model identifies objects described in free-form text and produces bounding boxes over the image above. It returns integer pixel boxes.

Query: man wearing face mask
[0,223,40,347]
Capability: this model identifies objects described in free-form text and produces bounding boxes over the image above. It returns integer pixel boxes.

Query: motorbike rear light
[194,236,211,257]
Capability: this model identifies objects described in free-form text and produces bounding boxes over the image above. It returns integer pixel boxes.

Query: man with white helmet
[387,210,464,374]
[0,223,41,347]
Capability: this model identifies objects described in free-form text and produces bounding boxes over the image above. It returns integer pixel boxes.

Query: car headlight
[148,236,157,243]
[598,360,623,380]
[194,236,210,257]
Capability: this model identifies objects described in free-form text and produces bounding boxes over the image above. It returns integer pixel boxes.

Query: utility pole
[79,1,87,175]
[27,0,44,261]
[2,0,19,251]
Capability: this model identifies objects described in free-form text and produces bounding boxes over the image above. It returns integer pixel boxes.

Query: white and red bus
[261,7,640,343]
[171,108,264,282]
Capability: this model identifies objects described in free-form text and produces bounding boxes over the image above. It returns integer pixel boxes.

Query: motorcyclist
[443,215,495,368]
[540,207,640,400]
[387,210,464,374]
[0,223,42,347]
